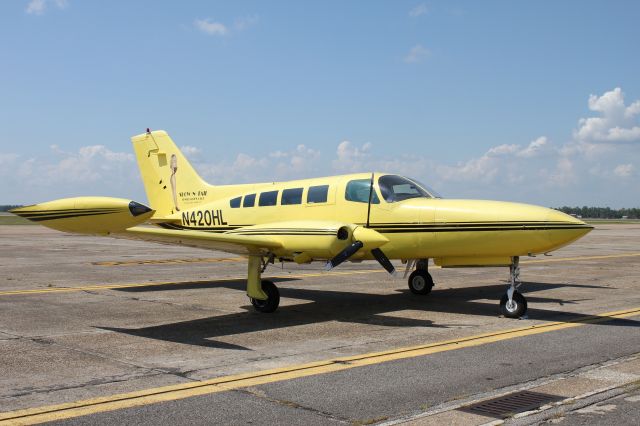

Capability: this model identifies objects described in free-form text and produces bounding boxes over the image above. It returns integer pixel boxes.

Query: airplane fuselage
[163,172,591,267]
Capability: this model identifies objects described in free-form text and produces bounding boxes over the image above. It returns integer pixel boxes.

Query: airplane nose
[545,208,593,250]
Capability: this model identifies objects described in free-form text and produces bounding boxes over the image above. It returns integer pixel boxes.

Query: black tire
[250,280,280,313]
[408,270,434,295]
[499,291,527,318]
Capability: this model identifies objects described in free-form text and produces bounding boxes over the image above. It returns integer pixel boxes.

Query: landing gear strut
[247,255,280,313]
[500,256,528,318]
[407,259,434,295]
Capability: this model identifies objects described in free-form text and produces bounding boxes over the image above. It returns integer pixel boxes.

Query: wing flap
[116,226,282,255]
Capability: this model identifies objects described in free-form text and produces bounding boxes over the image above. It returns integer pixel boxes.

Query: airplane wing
[118,225,284,255]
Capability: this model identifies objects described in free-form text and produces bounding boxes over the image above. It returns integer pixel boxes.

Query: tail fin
[131,130,211,217]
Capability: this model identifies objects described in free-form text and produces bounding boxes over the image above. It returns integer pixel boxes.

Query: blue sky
[1,1,639,207]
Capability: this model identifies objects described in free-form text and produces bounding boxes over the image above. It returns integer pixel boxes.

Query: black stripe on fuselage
[154,221,591,235]
[372,225,591,233]
[26,211,124,222]
[15,208,121,216]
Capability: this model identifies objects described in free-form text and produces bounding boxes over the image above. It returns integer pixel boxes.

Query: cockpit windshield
[378,175,440,202]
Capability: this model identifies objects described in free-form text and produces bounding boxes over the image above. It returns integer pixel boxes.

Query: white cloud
[5,88,640,206]
[0,153,20,177]
[409,4,428,17]
[1,145,140,203]
[181,145,201,158]
[404,44,430,63]
[613,163,634,178]
[517,136,549,158]
[574,87,640,144]
[42,145,134,184]
[26,0,68,15]
[193,144,321,184]
[547,157,576,186]
[332,141,372,172]
[26,0,46,15]
[234,15,259,31]
[194,15,258,37]
[194,18,228,36]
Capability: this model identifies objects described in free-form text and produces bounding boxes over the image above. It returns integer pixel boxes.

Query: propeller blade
[371,248,396,275]
[325,241,364,271]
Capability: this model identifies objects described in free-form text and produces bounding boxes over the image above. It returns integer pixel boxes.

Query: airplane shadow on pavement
[99,278,638,350]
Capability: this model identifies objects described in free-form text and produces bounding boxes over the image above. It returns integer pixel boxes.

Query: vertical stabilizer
[131,130,210,217]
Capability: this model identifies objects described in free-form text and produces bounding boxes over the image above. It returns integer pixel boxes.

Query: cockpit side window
[345,179,380,204]
[378,175,432,202]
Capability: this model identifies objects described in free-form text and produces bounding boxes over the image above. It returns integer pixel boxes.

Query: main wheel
[250,280,280,313]
[408,270,434,295]
[499,291,527,318]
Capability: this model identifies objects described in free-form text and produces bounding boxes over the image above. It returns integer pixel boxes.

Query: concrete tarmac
[0,224,639,425]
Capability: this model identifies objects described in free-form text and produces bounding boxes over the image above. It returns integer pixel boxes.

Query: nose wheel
[500,291,527,318]
[408,270,434,294]
[406,259,434,295]
[500,256,528,318]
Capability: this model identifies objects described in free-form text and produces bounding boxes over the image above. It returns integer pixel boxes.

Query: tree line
[556,206,640,219]
[2,204,639,218]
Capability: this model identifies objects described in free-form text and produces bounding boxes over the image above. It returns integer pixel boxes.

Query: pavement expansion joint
[235,387,351,424]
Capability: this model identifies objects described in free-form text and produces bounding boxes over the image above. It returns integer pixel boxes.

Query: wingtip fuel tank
[10,197,154,235]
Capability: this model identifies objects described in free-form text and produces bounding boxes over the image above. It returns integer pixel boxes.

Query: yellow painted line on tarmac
[522,252,640,264]
[0,269,383,297]
[92,257,244,266]
[2,306,639,425]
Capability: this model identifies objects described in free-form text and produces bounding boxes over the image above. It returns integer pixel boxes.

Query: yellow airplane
[11,130,593,318]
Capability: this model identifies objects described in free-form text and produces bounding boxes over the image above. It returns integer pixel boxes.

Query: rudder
[131,130,211,217]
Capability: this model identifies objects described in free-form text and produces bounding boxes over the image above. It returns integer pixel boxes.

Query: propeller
[371,248,396,275]
[323,174,396,275]
[325,241,364,271]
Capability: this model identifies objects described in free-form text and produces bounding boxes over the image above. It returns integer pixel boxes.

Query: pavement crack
[0,372,168,400]
[80,289,214,312]
[235,387,351,424]
[15,334,201,388]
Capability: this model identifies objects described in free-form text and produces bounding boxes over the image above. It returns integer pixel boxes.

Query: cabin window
[378,175,432,202]
[259,190,279,206]
[230,197,241,208]
[281,188,303,205]
[243,193,256,207]
[345,179,380,204]
[307,185,329,204]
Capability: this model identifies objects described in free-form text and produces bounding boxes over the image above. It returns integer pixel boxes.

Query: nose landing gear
[406,259,434,295]
[500,256,528,318]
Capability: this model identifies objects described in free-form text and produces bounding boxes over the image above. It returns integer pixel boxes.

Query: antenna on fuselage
[366,172,374,228]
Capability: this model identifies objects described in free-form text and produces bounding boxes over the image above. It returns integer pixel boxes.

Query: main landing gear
[406,259,434,295]
[246,255,280,313]
[250,280,280,313]
[500,256,528,318]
